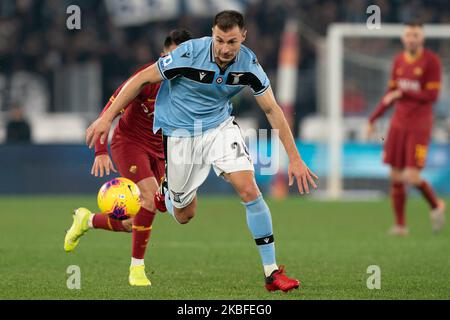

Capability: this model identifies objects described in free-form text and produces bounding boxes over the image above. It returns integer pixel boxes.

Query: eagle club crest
[230,73,244,85]
[171,190,185,203]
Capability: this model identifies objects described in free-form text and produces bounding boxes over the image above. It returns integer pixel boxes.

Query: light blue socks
[243,195,276,268]
[165,191,174,216]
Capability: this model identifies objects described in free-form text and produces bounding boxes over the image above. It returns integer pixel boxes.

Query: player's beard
[406,44,423,56]
[216,54,235,68]
[407,47,418,55]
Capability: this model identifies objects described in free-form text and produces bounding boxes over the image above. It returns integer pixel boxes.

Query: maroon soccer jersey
[369,49,442,169]
[369,48,442,131]
[94,63,164,159]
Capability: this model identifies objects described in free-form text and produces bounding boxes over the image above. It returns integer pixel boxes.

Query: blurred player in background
[86,10,318,292]
[6,105,32,144]
[366,22,446,236]
[64,29,193,287]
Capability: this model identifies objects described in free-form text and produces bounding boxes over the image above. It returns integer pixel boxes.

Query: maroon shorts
[110,140,165,185]
[383,126,430,169]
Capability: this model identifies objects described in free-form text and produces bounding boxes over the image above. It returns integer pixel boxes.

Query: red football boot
[154,192,167,212]
[154,177,168,213]
[265,265,300,292]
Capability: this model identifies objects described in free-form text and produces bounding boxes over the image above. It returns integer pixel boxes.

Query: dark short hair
[164,28,193,48]
[213,10,245,31]
[404,20,423,28]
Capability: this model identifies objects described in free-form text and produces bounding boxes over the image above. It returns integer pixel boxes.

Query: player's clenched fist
[86,116,112,149]
[288,159,318,195]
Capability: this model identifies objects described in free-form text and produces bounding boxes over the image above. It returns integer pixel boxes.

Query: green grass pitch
[0,195,449,300]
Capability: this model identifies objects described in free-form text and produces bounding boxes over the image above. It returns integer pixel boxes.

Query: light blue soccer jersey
[153,36,270,136]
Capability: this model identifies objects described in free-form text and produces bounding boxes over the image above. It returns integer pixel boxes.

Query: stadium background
[0,0,449,198]
[1,0,450,196]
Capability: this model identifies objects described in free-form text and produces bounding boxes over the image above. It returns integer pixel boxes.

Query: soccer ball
[97,177,141,220]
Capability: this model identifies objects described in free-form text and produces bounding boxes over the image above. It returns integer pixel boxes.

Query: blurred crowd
[1,0,450,136]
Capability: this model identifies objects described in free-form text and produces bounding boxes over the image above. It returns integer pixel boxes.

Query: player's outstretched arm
[365,90,400,140]
[367,57,401,130]
[86,63,163,148]
[255,87,318,194]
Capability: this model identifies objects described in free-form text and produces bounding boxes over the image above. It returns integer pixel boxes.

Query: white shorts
[164,117,254,208]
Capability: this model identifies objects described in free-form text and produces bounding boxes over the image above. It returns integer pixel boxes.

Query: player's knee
[390,170,404,183]
[175,208,195,224]
[176,214,192,224]
[140,192,156,212]
[404,171,421,186]
[237,186,260,203]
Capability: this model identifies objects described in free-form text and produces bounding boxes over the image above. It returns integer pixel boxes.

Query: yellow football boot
[129,265,152,286]
[64,208,91,252]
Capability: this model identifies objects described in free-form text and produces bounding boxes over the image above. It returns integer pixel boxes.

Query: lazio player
[366,22,446,236]
[86,11,318,292]
[64,29,192,286]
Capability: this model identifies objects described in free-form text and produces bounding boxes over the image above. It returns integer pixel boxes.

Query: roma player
[366,22,446,235]
[64,29,193,286]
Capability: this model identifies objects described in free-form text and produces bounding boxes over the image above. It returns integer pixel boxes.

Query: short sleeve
[157,41,194,80]
[247,57,270,96]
